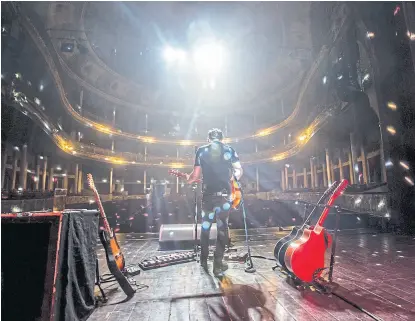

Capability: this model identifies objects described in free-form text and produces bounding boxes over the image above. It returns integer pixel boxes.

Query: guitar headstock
[334,179,348,197]
[87,173,97,192]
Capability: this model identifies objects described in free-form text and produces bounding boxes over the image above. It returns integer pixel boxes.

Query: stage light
[385,160,393,167]
[56,166,62,171]
[193,42,225,75]
[386,126,396,135]
[387,101,397,110]
[39,84,44,91]
[366,32,375,39]
[322,76,327,84]
[404,176,414,186]
[378,200,385,209]
[163,46,186,63]
[399,161,409,170]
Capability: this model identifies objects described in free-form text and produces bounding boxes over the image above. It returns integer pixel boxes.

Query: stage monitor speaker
[1,212,61,321]
[159,223,217,250]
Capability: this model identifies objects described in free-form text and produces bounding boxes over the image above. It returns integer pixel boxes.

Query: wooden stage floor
[89,232,415,321]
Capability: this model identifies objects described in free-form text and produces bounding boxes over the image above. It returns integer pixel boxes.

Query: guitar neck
[316,179,348,228]
[93,191,112,234]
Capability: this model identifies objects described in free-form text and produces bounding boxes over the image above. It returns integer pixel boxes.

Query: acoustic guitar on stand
[284,179,349,283]
[168,169,241,209]
[274,181,338,270]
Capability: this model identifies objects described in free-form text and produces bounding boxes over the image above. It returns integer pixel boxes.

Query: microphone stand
[234,176,256,273]
[193,182,199,262]
[193,146,199,262]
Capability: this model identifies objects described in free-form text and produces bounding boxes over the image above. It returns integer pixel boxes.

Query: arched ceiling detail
[45,2,313,115]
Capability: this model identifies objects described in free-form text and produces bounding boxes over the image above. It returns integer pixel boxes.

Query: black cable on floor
[332,291,383,321]
[250,255,277,261]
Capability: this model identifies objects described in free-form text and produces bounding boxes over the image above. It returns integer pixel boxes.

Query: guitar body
[284,179,348,283]
[274,181,339,269]
[284,227,332,282]
[274,226,301,268]
[99,230,135,298]
[100,228,125,271]
[230,180,242,209]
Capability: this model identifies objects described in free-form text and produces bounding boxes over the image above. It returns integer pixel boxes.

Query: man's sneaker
[213,260,228,278]
[200,260,209,273]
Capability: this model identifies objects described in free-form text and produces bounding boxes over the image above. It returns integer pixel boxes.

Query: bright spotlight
[193,42,225,75]
[163,47,186,63]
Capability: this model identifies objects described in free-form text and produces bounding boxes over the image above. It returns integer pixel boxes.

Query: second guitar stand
[273,203,342,294]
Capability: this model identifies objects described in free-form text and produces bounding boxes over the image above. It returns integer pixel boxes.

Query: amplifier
[159,223,217,250]
[1,209,98,321]
[1,212,62,321]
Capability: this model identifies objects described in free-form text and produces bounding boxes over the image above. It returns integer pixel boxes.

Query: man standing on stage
[186,128,243,277]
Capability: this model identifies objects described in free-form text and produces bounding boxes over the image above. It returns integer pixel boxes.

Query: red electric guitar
[284,179,348,283]
[168,169,242,209]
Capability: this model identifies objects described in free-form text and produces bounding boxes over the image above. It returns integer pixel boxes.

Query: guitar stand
[95,258,108,304]
[273,206,342,295]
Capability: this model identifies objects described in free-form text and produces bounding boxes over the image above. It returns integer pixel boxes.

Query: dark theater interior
[1,2,415,321]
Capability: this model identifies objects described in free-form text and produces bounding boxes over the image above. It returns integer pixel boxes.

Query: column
[35,164,40,190]
[309,158,315,189]
[11,152,18,190]
[348,151,355,184]
[361,145,369,184]
[120,178,125,193]
[143,145,147,194]
[74,163,79,193]
[314,161,319,188]
[48,167,54,191]
[63,170,68,190]
[255,140,259,192]
[21,144,28,190]
[77,169,83,194]
[281,169,285,191]
[109,167,113,195]
[176,148,179,194]
[338,156,344,180]
[284,166,289,190]
[325,148,332,185]
[42,157,48,191]
[350,132,360,184]
[322,164,327,187]
[303,168,308,188]
[1,148,7,189]
[292,169,297,189]
[256,167,260,192]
